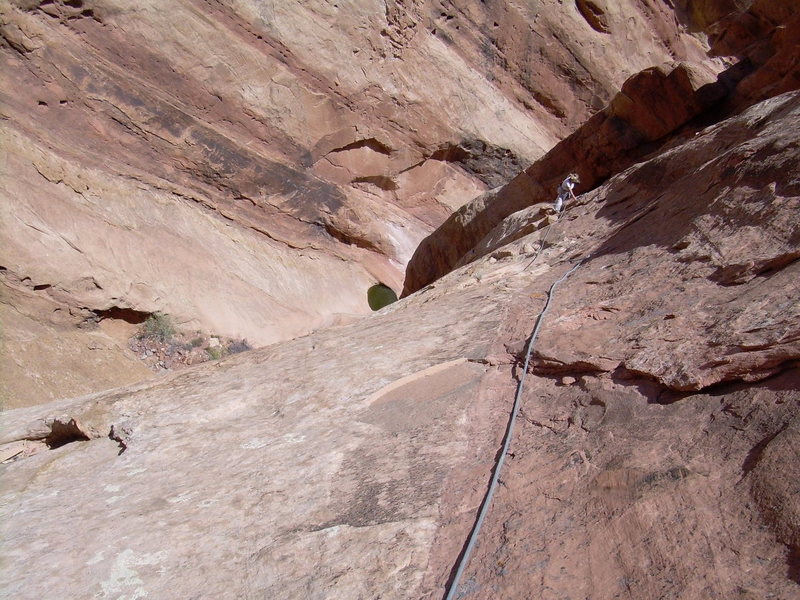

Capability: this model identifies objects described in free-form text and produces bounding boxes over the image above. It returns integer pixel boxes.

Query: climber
[554,173,580,213]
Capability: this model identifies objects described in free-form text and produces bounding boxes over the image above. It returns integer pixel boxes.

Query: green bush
[206,346,225,360]
[139,313,175,342]
[367,284,398,311]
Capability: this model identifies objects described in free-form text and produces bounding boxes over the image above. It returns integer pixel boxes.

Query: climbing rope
[444,232,582,600]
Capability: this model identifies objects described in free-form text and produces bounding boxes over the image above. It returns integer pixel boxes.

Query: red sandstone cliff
[403,0,800,295]
[1,0,722,407]
[0,2,799,599]
[2,57,799,600]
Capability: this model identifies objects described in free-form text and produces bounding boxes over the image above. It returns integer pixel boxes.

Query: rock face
[0,281,153,410]
[2,89,798,599]
[403,0,800,295]
[403,59,728,293]
[0,0,718,405]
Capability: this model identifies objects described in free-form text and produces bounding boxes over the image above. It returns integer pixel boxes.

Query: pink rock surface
[1,0,723,405]
[403,2,800,295]
[1,90,798,599]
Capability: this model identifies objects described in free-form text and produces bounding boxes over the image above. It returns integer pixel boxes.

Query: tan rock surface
[1,0,722,405]
[1,90,798,599]
[0,283,152,410]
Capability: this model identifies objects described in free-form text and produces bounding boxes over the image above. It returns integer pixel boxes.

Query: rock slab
[1,90,798,599]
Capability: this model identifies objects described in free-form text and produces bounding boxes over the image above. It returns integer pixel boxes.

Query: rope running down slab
[444,249,583,600]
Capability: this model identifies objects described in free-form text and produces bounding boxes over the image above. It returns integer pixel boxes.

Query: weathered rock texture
[0,281,152,410]
[403,0,800,294]
[705,0,800,111]
[1,0,719,406]
[2,89,798,599]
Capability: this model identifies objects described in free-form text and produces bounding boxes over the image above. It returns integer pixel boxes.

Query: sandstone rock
[0,282,153,410]
[456,204,556,268]
[748,425,800,552]
[726,11,800,109]
[525,91,800,392]
[451,368,799,599]
[680,0,747,32]
[0,0,726,406]
[402,1,800,295]
[403,60,729,294]
[1,90,798,599]
[608,61,725,140]
[687,1,800,117]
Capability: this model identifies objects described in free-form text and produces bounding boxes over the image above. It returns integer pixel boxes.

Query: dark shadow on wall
[788,546,800,585]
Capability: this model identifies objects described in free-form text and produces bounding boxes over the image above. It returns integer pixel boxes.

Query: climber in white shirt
[554,173,580,212]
